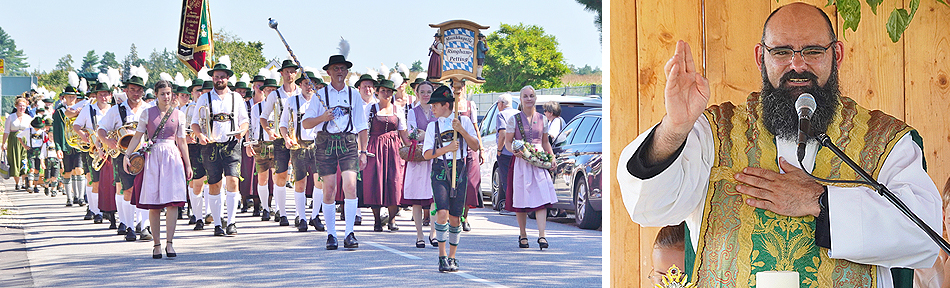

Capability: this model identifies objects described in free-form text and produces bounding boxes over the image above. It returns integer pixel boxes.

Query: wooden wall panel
[704,0,772,105]
[837,1,906,117]
[609,0,641,286]
[903,1,950,192]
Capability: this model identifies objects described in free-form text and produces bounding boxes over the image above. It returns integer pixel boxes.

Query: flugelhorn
[268,18,327,110]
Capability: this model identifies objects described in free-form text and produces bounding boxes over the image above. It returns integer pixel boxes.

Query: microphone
[796,93,817,162]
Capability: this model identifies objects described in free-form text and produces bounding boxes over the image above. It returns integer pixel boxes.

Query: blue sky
[2,0,602,74]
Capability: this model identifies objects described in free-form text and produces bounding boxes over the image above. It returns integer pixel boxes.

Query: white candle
[755,271,799,288]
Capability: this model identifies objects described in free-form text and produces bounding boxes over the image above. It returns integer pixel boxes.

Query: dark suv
[549,108,602,230]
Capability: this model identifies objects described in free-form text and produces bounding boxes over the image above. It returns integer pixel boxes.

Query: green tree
[145,48,192,86]
[482,23,571,92]
[0,27,29,76]
[213,30,266,79]
[410,60,424,72]
[122,43,146,80]
[80,50,100,73]
[35,69,68,95]
[98,51,120,74]
[55,54,74,71]
[575,0,602,43]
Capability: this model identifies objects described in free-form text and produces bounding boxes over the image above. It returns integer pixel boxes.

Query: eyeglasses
[330,66,349,72]
[762,41,835,65]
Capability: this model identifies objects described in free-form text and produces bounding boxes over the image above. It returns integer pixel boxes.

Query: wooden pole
[451,79,464,189]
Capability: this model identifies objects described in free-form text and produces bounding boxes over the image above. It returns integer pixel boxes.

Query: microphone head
[795,93,817,117]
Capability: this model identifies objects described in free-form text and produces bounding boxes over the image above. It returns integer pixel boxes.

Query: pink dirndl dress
[135,106,188,209]
[400,105,435,206]
[505,112,556,212]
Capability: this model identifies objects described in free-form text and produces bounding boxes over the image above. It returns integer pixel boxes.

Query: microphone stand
[815,133,950,254]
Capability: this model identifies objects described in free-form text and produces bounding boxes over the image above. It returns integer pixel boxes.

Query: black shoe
[297,218,308,232]
[538,237,548,250]
[125,227,137,241]
[93,214,103,224]
[44,187,50,196]
[448,258,459,272]
[373,223,383,232]
[194,221,205,230]
[438,256,450,272]
[204,214,213,224]
[416,239,426,248]
[388,222,399,231]
[326,235,338,250]
[343,232,359,248]
[294,216,302,226]
[152,244,162,259]
[165,241,176,258]
[279,216,289,226]
[261,210,271,221]
[177,209,185,220]
[519,236,529,249]
[252,207,261,217]
[354,215,362,226]
[66,199,73,207]
[213,225,225,236]
[430,237,439,247]
[226,223,237,235]
[140,226,153,241]
[422,217,430,226]
[117,223,128,234]
[462,221,471,232]
[188,215,197,225]
[74,197,82,205]
[108,221,117,230]
[310,216,325,231]
[274,211,282,223]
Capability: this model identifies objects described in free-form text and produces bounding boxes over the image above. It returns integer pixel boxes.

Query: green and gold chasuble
[690,93,915,288]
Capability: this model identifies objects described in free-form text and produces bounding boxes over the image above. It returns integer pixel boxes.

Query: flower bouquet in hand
[400,128,427,162]
[512,140,554,169]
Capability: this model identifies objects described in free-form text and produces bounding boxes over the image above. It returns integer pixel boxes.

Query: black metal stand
[816,133,950,255]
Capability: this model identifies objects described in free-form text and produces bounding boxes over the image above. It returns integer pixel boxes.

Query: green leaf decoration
[838,0,863,33]
[866,0,883,14]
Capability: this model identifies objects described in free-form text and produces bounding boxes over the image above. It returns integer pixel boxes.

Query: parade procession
[0,1,609,285]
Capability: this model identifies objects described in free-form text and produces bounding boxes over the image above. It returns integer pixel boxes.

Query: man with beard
[616,3,939,288]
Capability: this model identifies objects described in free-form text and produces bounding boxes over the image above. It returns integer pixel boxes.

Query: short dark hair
[762,4,837,43]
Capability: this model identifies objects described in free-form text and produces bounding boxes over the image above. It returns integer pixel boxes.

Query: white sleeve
[190,97,206,126]
[352,93,369,132]
[396,110,408,131]
[4,115,13,134]
[616,117,714,252]
[136,109,148,133]
[463,117,477,140]
[260,90,278,120]
[423,121,437,153]
[827,133,941,269]
[16,129,27,140]
[176,110,187,138]
[234,93,249,126]
[406,109,417,130]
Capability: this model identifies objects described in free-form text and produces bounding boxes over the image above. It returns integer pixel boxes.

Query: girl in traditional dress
[504,85,557,250]
[123,80,192,259]
[362,79,410,232]
[4,98,32,190]
[427,34,444,81]
[401,81,437,247]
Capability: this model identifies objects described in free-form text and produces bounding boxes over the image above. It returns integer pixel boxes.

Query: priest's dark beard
[760,61,840,141]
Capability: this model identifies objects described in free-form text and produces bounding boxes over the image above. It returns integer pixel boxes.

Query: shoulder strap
[231,91,236,132]
[89,105,98,129]
[258,103,264,141]
[295,96,302,140]
[207,92,214,134]
[118,105,128,126]
[345,87,354,133]
[516,113,526,140]
[322,86,330,133]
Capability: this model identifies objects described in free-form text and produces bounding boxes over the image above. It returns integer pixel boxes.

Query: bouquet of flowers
[512,140,554,169]
[400,129,427,162]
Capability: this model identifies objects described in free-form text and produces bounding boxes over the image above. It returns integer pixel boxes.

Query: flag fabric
[176,0,213,73]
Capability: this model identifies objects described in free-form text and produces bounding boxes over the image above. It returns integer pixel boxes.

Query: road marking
[365,241,508,288]
[365,241,422,259]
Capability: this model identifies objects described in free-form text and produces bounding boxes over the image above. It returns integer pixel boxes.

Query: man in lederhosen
[250,78,280,222]
[259,60,299,227]
[302,55,369,250]
[74,83,113,227]
[184,79,211,230]
[281,71,326,232]
[191,63,249,236]
[99,75,151,241]
[53,86,84,207]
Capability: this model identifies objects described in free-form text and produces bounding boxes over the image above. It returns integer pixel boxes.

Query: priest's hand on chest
[734,157,823,217]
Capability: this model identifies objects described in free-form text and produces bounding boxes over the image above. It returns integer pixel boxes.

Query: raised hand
[662,40,710,133]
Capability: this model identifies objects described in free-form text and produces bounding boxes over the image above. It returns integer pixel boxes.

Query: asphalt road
[0,178,602,287]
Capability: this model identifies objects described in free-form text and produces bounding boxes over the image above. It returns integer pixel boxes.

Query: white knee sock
[123,200,134,229]
[202,186,210,214]
[115,194,126,226]
[88,188,100,215]
[356,204,363,217]
[209,193,222,227]
[294,192,307,220]
[323,202,337,237]
[344,198,357,235]
[138,208,149,228]
[226,191,239,225]
[311,188,323,220]
[274,186,286,216]
[258,185,270,212]
[191,191,203,218]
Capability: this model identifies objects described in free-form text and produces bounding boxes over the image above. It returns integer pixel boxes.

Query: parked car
[477,95,602,218]
[549,108,602,229]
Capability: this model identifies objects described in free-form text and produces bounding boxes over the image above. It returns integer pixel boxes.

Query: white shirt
[190,89,250,142]
[423,113,476,160]
[73,103,110,132]
[303,85,368,134]
[250,101,275,142]
[261,85,299,126]
[18,127,51,157]
[280,94,317,141]
[617,117,941,288]
[5,113,32,133]
[497,107,521,155]
[98,101,146,134]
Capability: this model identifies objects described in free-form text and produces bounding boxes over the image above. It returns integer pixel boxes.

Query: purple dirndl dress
[505,112,556,213]
[361,106,406,207]
[400,106,435,206]
[459,106,483,208]
[136,107,188,209]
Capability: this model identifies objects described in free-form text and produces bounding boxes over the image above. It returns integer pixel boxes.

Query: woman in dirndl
[362,79,410,232]
[3,98,32,189]
[401,81,437,248]
[123,80,191,259]
[504,85,557,250]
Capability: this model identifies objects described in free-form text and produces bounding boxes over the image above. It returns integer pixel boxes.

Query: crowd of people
[1,53,561,272]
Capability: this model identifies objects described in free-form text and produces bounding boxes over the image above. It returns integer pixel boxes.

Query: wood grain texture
[836,0,906,117]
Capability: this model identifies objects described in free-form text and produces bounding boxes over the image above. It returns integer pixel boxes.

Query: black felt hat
[322,55,353,71]
[427,85,454,104]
